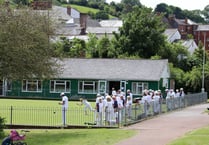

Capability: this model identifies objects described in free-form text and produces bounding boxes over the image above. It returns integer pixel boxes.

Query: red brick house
[194,25,209,51]
[167,15,198,39]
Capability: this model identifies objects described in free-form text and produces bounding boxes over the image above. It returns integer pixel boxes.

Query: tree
[114,6,167,58]
[181,43,209,92]
[0,117,5,138]
[69,38,86,58]
[155,3,206,23]
[184,66,202,92]
[202,5,209,23]
[154,3,172,17]
[95,10,109,20]
[52,37,86,58]
[121,0,141,13]
[0,6,59,80]
[158,41,189,69]
[86,33,99,58]
[169,63,185,91]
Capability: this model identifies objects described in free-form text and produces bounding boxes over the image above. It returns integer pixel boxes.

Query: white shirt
[62,96,68,108]
[105,101,114,112]
[82,99,90,106]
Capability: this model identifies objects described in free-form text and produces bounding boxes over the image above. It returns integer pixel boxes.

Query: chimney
[67,6,71,16]
[185,18,188,24]
[80,13,87,35]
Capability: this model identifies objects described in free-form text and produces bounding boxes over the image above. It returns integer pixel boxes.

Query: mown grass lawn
[1,129,137,145]
[63,4,116,19]
[0,98,146,126]
[168,126,209,145]
[0,98,97,126]
[0,99,137,145]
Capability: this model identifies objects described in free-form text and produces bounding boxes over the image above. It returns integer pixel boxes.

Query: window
[78,81,98,94]
[7,80,12,91]
[22,80,42,92]
[50,80,71,93]
[132,82,148,95]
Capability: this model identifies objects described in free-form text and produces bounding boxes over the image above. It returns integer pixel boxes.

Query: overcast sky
[106,0,208,10]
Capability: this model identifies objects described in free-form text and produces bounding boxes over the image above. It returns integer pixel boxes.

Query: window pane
[7,80,12,91]
[22,80,42,92]
[22,80,27,91]
[50,80,71,93]
[38,81,42,91]
[79,81,83,92]
[27,82,37,91]
[132,83,137,94]
[78,81,98,93]
[50,81,55,92]
[66,81,71,92]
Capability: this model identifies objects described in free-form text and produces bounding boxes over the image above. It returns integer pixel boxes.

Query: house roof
[196,25,209,31]
[164,29,181,42]
[86,27,119,34]
[175,18,197,25]
[99,20,122,27]
[42,6,72,21]
[57,58,169,81]
[181,39,198,54]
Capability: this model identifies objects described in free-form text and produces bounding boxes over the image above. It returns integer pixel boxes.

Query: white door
[98,80,106,94]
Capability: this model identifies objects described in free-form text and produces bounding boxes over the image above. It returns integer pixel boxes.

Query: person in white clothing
[105,96,115,125]
[141,90,149,116]
[112,88,117,96]
[58,92,68,126]
[153,91,160,114]
[179,88,185,107]
[126,89,133,103]
[125,95,132,119]
[96,97,104,126]
[117,95,125,123]
[77,97,94,115]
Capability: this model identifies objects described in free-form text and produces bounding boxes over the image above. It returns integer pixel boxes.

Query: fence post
[10,106,13,125]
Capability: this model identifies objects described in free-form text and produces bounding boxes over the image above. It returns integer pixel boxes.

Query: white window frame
[132,82,148,95]
[50,80,71,93]
[78,80,98,94]
[98,80,106,94]
[22,79,42,92]
[6,80,12,92]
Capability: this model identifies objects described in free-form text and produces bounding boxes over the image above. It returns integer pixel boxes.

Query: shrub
[0,117,5,138]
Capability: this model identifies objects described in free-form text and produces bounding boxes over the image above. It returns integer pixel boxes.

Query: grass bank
[1,129,136,145]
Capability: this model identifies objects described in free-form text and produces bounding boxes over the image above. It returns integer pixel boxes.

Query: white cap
[60,92,65,96]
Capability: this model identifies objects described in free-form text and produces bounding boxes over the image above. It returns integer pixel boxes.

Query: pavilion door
[98,80,106,95]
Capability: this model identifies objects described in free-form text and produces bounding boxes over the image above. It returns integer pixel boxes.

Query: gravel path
[115,103,209,145]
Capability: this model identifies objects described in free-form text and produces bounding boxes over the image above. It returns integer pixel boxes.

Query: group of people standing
[165,88,185,111]
[58,87,185,126]
[140,89,163,116]
[140,88,185,117]
[94,88,133,126]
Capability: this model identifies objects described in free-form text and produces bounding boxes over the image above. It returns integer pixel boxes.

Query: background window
[132,82,148,95]
[50,80,71,93]
[22,80,42,92]
[78,81,98,94]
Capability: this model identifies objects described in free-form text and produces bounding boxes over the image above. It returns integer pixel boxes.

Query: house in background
[181,39,198,54]
[5,59,170,100]
[166,15,198,39]
[194,25,209,51]
[164,28,181,43]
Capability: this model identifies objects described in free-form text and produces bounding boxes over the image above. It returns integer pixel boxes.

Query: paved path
[115,103,209,145]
